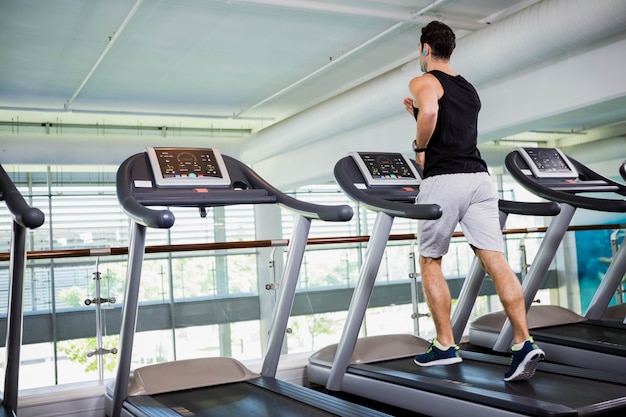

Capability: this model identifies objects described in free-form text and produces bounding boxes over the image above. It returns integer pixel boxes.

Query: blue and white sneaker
[414,339,462,367]
[504,337,545,381]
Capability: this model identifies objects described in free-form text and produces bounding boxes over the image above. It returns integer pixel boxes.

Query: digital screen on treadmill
[351,152,420,186]
[359,152,417,178]
[147,147,231,187]
[519,147,577,178]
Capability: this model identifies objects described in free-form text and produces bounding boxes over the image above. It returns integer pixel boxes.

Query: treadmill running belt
[126,377,389,417]
[134,383,332,416]
[530,322,626,354]
[349,351,626,417]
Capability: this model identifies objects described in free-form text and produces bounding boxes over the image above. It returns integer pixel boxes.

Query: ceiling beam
[64,0,144,111]
[227,0,486,30]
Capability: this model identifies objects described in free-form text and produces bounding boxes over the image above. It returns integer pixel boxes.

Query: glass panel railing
[0,227,615,390]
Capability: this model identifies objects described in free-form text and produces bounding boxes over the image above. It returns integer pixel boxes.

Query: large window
[0,165,553,391]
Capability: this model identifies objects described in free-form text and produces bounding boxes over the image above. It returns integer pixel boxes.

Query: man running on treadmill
[404,21,544,381]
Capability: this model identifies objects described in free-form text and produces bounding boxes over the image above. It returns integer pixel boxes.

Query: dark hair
[420,21,456,60]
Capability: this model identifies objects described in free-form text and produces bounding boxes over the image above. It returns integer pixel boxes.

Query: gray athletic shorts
[416,172,504,258]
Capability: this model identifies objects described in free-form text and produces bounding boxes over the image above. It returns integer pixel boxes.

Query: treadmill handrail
[116,154,176,229]
[506,151,626,212]
[620,159,626,182]
[0,164,45,230]
[224,156,353,222]
[334,157,442,220]
[116,152,354,229]
[498,200,561,217]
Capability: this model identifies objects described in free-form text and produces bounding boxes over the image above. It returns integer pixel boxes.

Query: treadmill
[106,147,392,417]
[0,164,45,417]
[602,159,626,322]
[308,151,626,417]
[470,148,626,376]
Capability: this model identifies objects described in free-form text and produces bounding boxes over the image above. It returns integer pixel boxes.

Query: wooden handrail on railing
[0,223,624,262]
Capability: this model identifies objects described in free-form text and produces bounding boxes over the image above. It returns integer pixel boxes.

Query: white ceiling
[1,0,625,185]
[0,0,526,127]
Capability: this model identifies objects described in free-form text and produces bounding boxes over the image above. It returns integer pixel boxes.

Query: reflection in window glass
[131,330,175,368]
[173,321,262,362]
[365,305,419,338]
[230,320,263,360]
[227,254,257,295]
[139,258,173,302]
[174,326,219,361]
[17,343,56,389]
[287,311,347,354]
[56,336,119,385]
[300,248,359,289]
[171,255,216,300]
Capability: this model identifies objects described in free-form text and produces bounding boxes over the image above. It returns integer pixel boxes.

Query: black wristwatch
[412,140,427,153]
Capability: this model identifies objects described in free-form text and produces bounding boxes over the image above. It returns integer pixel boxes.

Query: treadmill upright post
[261,214,312,377]
[585,236,626,320]
[492,203,576,352]
[3,221,27,413]
[111,221,148,417]
[326,212,395,391]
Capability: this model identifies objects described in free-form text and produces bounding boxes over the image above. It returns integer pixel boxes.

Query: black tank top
[414,70,488,178]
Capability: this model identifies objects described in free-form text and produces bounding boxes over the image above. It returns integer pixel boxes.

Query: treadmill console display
[147,147,231,188]
[517,147,578,179]
[349,152,421,186]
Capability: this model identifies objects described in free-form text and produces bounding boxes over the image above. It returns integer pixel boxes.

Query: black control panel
[349,152,420,187]
[517,147,578,179]
[505,148,626,213]
[147,147,231,188]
